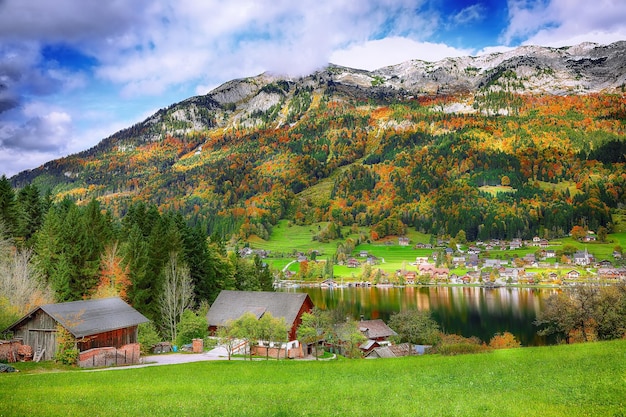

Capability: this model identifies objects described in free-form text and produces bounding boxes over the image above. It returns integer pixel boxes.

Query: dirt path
[85,346,233,371]
[143,346,229,365]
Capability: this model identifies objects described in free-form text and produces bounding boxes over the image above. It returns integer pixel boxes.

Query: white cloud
[475,45,517,56]
[93,0,438,95]
[0,148,61,178]
[504,0,626,47]
[0,101,152,177]
[451,4,486,25]
[0,107,72,152]
[330,37,473,70]
[0,105,74,177]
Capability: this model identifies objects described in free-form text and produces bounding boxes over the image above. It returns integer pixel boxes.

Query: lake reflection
[283,286,559,346]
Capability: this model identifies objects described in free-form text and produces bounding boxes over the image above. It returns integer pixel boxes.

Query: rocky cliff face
[374,41,626,95]
[196,40,626,129]
[119,41,626,143]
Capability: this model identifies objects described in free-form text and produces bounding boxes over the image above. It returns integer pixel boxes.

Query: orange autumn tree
[489,332,521,349]
[93,242,130,300]
[570,225,587,241]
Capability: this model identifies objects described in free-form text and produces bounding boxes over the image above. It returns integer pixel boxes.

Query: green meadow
[2,340,625,416]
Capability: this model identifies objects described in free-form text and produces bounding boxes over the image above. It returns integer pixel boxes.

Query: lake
[282,286,560,346]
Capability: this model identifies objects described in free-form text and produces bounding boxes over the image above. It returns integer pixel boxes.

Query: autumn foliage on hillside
[15,91,626,241]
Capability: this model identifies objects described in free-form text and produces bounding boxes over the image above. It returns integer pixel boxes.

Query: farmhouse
[415,256,429,265]
[419,263,435,275]
[483,259,504,268]
[544,250,556,259]
[452,256,466,267]
[403,271,417,285]
[4,297,148,366]
[597,268,620,279]
[347,257,360,268]
[523,253,537,265]
[207,290,314,342]
[566,270,581,279]
[418,263,450,280]
[358,319,397,342]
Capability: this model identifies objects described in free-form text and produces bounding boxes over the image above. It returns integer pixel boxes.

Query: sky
[1,0,625,177]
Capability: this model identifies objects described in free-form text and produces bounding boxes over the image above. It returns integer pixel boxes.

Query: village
[259,233,626,287]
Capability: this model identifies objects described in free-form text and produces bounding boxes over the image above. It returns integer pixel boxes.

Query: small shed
[366,343,412,358]
[359,339,381,355]
[4,297,149,361]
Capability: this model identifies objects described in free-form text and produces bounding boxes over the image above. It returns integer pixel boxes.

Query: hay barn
[4,297,148,364]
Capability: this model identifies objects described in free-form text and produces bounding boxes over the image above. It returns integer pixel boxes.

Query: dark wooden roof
[207,290,312,327]
[6,297,149,338]
[358,319,398,339]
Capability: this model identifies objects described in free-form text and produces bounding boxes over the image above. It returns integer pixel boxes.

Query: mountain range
[11,41,626,242]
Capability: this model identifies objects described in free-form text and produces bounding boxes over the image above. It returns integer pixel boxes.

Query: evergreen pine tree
[255,254,274,291]
[181,224,213,303]
[16,184,43,246]
[123,224,150,316]
[0,176,17,237]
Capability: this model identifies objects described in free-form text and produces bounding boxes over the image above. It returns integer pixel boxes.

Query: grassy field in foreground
[2,340,625,417]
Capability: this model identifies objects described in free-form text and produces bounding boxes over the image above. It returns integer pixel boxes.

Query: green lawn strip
[2,340,624,416]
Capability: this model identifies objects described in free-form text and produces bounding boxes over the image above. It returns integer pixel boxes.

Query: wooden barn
[4,297,149,362]
[207,290,314,341]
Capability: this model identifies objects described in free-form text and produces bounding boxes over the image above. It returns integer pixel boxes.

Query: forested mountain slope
[11,41,626,242]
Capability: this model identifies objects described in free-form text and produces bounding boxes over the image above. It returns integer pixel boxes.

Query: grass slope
[2,340,625,416]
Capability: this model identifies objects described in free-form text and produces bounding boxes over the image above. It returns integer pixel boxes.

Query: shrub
[138,322,161,356]
[54,326,78,365]
[432,334,490,356]
[55,347,79,365]
[175,310,208,347]
[489,332,522,349]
